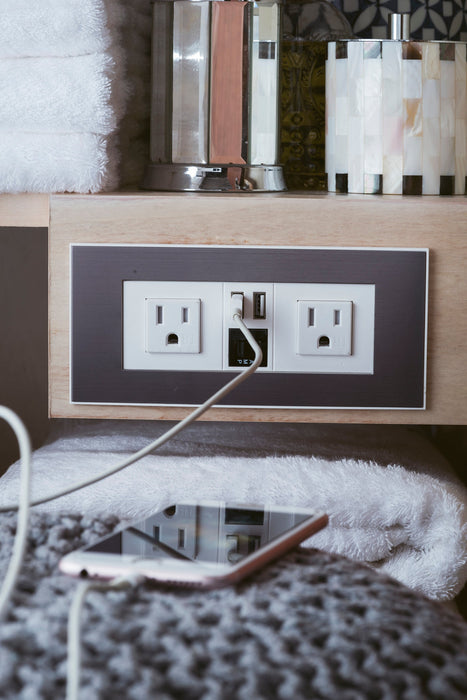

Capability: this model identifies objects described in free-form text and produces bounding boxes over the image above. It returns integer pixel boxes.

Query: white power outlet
[123,280,375,374]
[297,300,353,356]
[123,281,223,371]
[274,283,374,374]
[146,298,201,354]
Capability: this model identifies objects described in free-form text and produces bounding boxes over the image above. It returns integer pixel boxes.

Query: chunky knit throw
[1,511,467,699]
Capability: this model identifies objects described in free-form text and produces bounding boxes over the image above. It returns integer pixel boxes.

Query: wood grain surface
[48,191,467,424]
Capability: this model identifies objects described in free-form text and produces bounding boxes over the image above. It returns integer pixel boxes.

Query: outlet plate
[71,245,428,409]
[124,281,223,371]
[275,283,374,373]
[123,281,374,374]
[222,283,274,371]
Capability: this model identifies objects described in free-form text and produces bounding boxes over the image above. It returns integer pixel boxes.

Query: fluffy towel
[0,54,126,133]
[0,0,124,58]
[1,421,466,601]
[0,0,152,193]
[0,132,119,193]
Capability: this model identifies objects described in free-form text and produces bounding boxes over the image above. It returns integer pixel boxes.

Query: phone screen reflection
[86,503,310,566]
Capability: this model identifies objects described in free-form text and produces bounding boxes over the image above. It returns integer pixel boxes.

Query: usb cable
[0,310,262,514]
[0,309,262,692]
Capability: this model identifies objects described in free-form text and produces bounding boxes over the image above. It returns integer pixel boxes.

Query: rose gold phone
[59,502,328,589]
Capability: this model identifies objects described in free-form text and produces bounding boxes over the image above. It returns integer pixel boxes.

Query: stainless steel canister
[143,0,286,192]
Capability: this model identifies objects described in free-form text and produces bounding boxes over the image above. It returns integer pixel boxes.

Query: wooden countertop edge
[0,194,49,228]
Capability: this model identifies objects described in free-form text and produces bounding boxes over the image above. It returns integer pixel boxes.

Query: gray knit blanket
[1,511,467,699]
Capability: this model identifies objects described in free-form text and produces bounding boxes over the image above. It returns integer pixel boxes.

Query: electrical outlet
[123,281,223,371]
[222,283,274,371]
[274,283,374,374]
[71,245,428,408]
[297,300,353,356]
[146,298,201,353]
[124,281,373,374]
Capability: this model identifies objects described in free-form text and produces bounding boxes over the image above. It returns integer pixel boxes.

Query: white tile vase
[325,40,467,195]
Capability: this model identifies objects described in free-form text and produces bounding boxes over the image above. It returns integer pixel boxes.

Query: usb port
[253,292,266,319]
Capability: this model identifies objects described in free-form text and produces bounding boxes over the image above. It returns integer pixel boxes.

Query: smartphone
[59,502,328,589]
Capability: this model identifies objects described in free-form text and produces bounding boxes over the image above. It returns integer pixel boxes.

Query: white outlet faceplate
[124,282,223,371]
[123,281,375,374]
[274,284,374,373]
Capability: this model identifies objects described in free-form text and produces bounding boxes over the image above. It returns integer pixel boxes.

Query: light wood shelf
[47,191,466,423]
[0,194,49,228]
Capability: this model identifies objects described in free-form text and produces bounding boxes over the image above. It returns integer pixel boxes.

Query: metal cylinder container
[143,0,286,192]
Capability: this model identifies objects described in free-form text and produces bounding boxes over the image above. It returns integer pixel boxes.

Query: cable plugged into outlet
[123,280,375,375]
[72,245,428,408]
[223,284,273,370]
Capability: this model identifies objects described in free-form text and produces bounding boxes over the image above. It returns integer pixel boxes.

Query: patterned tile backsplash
[338,0,467,42]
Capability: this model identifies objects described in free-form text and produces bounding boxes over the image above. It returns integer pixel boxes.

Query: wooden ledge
[2,191,466,231]
[0,194,49,228]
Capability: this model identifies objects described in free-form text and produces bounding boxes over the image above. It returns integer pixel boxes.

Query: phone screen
[84,503,315,566]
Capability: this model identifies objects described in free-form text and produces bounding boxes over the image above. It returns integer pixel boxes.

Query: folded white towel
[0,0,152,192]
[0,53,127,134]
[0,132,118,192]
[0,0,123,58]
[1,421,466,601]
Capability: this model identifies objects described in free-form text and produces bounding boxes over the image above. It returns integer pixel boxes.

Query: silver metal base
[142,164,286,192]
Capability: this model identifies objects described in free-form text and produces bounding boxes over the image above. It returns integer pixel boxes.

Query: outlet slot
[253,292,266,319]
[319,335,330,347]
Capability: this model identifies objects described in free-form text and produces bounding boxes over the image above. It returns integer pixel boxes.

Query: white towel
[0,0,123,58]
[0,132,118,193]
[1,421,466,601]
[0,53,127,134]
[0,0,152,192]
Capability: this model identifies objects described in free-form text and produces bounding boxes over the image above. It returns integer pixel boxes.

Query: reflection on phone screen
[86,504,312,566]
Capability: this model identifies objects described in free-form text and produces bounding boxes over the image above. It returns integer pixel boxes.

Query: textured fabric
[0,132,118,193]
[1,511,467,699]
[0,53,126,133]
[1,422,466,601]
[0,0,122,58]
[0,0,151,193]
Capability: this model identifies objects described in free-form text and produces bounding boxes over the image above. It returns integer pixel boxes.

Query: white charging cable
[0,312,262,514]
[65,304,261,699]
[0,406,32,623]
[0,309,261,638]
[66,575,143,700]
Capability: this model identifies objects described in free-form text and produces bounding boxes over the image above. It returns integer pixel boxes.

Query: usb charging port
[253,292,266,319]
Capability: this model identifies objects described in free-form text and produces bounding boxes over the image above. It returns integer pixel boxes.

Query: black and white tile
[339,0,467,41]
